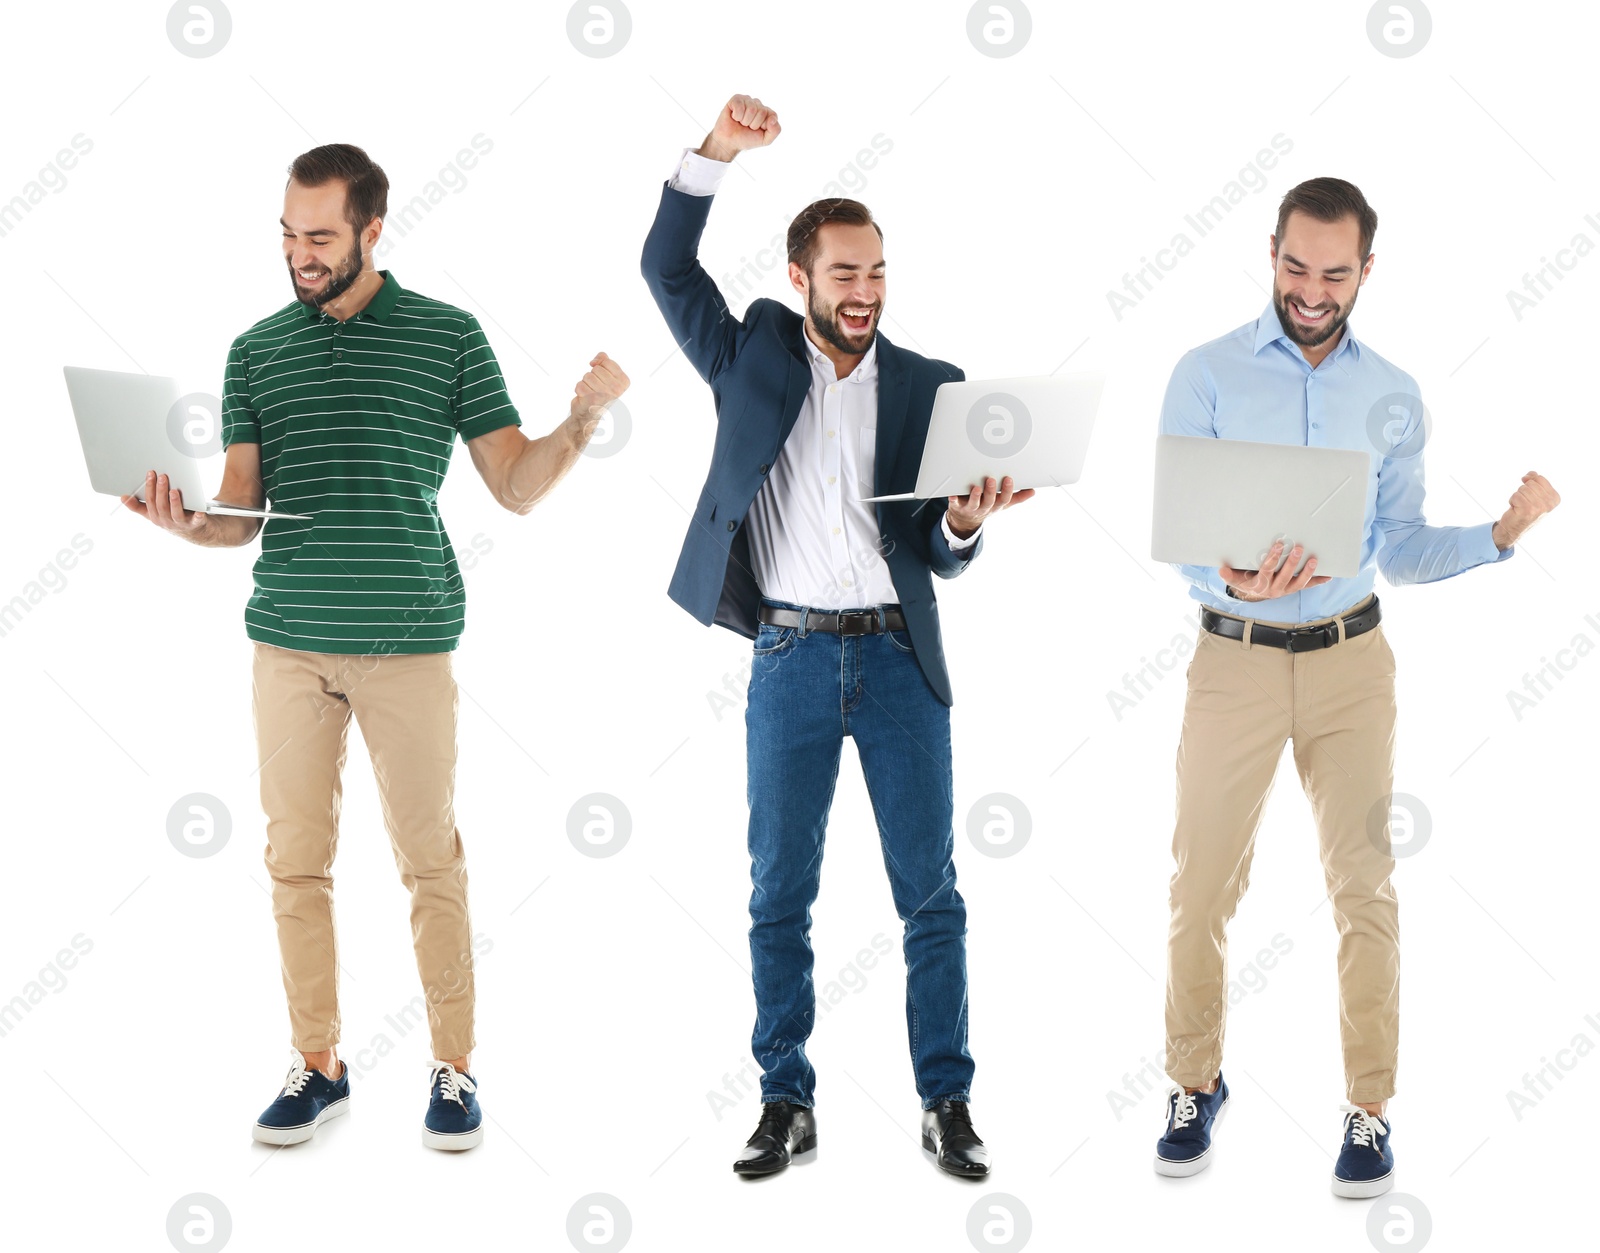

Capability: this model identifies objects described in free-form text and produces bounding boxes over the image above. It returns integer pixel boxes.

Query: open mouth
[1289,300,1331,327]
[839,305,875,333]
[295,267,328,287]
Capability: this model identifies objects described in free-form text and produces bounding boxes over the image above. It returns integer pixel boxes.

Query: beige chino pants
[1164,595,1399,1104]
[251,642,476,1060]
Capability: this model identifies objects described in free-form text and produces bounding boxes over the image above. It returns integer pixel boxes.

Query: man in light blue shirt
[1151,177,1559,1198]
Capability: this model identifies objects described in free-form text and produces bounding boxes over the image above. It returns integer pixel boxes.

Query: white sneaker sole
[1153,1093,1229,1177]
[1332,1167,1394,1199]
[422,1123,484,1151]
[253,1094,349,1145]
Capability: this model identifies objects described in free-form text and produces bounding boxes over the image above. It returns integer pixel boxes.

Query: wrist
[946,512,976,541]
[696,140,737,164]
[564,409,601,454]
[1492,519,1515,550]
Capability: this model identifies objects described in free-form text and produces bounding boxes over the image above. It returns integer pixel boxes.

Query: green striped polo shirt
[220,269,520,654]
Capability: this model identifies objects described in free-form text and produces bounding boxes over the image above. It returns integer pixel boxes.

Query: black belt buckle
[1286,621,1338,652]
[836,610,877,636]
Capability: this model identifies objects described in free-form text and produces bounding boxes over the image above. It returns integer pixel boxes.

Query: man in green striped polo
[123,143,629,1151]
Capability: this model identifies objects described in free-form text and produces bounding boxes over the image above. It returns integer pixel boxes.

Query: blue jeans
[744,598,974,1110]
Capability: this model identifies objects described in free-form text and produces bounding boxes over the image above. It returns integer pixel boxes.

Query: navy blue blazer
[640,181,983,707]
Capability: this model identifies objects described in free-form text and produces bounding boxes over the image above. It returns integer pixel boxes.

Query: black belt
[757,603,906,635]
[1200,597,1381,652]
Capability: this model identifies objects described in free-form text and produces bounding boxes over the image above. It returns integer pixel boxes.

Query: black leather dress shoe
[732,1100,817,1175]
[922,1100,990,1177]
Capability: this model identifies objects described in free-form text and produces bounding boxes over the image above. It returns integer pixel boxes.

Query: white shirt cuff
[943,513,981,551]
[668,147,730,197]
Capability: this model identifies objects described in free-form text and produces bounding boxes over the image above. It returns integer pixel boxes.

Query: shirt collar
[802,322,879,382]
[1252,298,1360,367]
[307,268,401,322]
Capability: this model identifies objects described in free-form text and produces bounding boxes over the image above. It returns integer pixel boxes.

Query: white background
[1,2,1594,1251]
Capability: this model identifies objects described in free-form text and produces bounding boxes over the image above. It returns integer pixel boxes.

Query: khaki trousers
[1164,596,1399,1103]
[251,643,476,1060]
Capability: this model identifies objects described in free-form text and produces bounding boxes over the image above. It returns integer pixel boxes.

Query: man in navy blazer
[642,94,1030,1179]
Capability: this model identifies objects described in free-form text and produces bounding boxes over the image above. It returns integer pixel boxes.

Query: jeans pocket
[753,623,796,656]
[885,626,915,654]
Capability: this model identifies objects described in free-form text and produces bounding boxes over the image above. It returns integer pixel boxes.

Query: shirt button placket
[826,380,851,593]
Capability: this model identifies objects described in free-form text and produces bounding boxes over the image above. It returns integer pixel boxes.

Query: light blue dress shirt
[1159,301,1512,624]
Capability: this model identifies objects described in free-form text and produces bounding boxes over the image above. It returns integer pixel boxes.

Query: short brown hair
[287,143,389,236]
[1275,177,1378,260]
[787,198,883,278]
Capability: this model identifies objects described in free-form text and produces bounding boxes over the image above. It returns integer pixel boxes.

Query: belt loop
[798,605,809,637]
[1334,612,1347,645]
[876,605,886,633]
[1242,619,1254,650]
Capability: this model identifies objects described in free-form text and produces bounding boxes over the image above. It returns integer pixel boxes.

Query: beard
[807,285,879,356]
[1272,281,1358,349]
[288,234,365,309]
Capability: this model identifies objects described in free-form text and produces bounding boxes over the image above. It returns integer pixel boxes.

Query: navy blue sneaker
[422,1061,482,1151]
[1332,1104,1394,1198]
[1154,1073,1230,1176]
[253,1053,350,1145]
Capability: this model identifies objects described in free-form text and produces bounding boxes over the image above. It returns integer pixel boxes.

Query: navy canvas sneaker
[422,1061,483,1151]
[253,1052,350,1145]
[1153,1073,1230,1177]
[1332,1104,1394,1198]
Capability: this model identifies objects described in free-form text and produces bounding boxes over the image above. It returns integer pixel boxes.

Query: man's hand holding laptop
[945,475,1035,541]
[120,442,268,549]
[1219,540,1331,602]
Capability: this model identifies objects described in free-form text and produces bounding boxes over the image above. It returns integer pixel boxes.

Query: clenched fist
[698,94,781,163]
[569,351,630,433]
[1492,470,1560,550]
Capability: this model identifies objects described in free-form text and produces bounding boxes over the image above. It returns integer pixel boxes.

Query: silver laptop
[861,374,1102,502]
[1151,434,1370,580]
[63,365,309,519]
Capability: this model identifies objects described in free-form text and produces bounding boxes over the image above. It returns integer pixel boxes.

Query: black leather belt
[1200,597,1381,652]
[757,603,906,635]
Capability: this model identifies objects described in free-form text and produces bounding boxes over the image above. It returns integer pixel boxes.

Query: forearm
[1375,519,1503,585]
[184,514,262,548]
[502,417,589,514]
[930,509,981,578]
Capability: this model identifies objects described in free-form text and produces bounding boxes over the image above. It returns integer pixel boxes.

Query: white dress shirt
[667,148,978,610]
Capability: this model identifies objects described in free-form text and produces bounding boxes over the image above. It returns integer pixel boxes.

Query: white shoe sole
[422,1123,484,1151]
[1153,1093,1229,1177]
[1332,1168,1394,1199]
[253,1094,349,1145]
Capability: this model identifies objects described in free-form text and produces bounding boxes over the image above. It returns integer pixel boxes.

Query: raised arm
[467,353,630,514]
[640,93,780,385]
[1371,387,1555,584]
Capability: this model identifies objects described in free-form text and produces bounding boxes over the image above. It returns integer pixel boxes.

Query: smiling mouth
[295,267,328,285]
[1290,300,1331,325]
[840,305,875,332]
